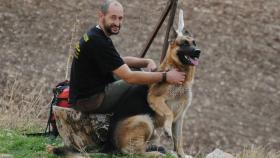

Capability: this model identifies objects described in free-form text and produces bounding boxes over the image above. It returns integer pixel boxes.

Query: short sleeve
[88,38,124,73]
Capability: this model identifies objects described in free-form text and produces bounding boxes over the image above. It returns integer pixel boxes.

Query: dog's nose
[194,49,201,54]
[194,49,201,58]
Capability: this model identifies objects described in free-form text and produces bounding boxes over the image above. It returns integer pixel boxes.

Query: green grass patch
[0,129,61,158]
[0,129,178,158]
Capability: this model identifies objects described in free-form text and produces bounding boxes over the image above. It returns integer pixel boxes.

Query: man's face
[101,3,124,35]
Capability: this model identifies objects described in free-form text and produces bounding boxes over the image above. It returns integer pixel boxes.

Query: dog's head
[168,29,201,66]
[165,10,201,67]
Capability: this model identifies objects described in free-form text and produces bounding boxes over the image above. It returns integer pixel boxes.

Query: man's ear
[98,11,105,19]
[168,27,177,43]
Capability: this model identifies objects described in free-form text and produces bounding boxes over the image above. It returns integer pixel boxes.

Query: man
[69,0,185,113]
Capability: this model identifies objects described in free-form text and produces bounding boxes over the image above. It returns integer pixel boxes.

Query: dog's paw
[146,144,167,154]
[163,121,173,139]
[178,153,193,158]
[164,127,173,139]
[169,151,179,158]
[181,155,193,158]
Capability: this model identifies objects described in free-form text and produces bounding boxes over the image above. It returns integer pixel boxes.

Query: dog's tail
[113,114,154,154]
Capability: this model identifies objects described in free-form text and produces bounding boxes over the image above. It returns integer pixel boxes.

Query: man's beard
[104,23,121,35]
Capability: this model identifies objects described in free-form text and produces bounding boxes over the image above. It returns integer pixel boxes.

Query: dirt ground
[0,0,279,155]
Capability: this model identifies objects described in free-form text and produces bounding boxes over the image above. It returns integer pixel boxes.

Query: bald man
[69,0,185,113]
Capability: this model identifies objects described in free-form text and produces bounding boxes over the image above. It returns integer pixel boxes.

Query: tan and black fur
[148,30,197,157]
[113,29,199,157]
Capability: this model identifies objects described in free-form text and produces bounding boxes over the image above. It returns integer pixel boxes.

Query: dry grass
[236,147,280,158]
[0,77,50,130]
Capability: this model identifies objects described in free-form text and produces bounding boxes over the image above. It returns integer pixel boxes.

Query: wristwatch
[161,72,167,82]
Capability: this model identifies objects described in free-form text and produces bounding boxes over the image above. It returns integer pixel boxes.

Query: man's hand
[166,69,185,84]
[146,59,157,72]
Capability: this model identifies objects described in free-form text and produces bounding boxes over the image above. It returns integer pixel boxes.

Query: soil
[0,0,279,154]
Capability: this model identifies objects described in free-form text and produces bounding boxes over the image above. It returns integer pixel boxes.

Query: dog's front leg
[172,112,187,157]
[148,97,174,138]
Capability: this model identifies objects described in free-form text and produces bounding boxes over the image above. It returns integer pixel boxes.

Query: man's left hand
[146,59,157,72]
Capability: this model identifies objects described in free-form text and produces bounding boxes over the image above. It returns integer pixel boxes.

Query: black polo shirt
[69,26,124,104]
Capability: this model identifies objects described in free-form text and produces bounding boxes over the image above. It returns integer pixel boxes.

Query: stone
[206,148,234,158]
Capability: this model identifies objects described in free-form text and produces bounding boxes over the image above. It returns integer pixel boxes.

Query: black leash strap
[25,95,57,137]
[44,94,56,134]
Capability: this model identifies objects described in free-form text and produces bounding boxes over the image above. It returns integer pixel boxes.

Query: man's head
[99,0,124,36]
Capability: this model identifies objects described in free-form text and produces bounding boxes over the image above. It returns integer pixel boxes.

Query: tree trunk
[53,106,111,151]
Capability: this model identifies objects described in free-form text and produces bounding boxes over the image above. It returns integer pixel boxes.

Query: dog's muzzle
[177,44,201,66]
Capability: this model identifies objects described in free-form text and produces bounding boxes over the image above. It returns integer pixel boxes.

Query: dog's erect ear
[169,27,178,43]
[177,9,184,36]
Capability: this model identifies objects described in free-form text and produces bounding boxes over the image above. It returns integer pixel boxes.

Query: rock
[206,149,234,158]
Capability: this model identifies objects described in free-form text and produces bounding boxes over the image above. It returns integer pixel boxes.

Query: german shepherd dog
[147,29,200,157]
[111,11,201,157]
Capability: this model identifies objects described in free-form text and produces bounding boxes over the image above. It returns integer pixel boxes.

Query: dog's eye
[193,41,197,46]
[181,40,190,46]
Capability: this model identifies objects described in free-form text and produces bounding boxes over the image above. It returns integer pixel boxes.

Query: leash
[24,96,57,138]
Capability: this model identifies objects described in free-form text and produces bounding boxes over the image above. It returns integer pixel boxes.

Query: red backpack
[45,80,71,137]
[26,80,70,137]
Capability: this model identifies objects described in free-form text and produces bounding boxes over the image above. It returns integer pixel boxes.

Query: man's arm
[113,64,185,85]
[122,56,156,71]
